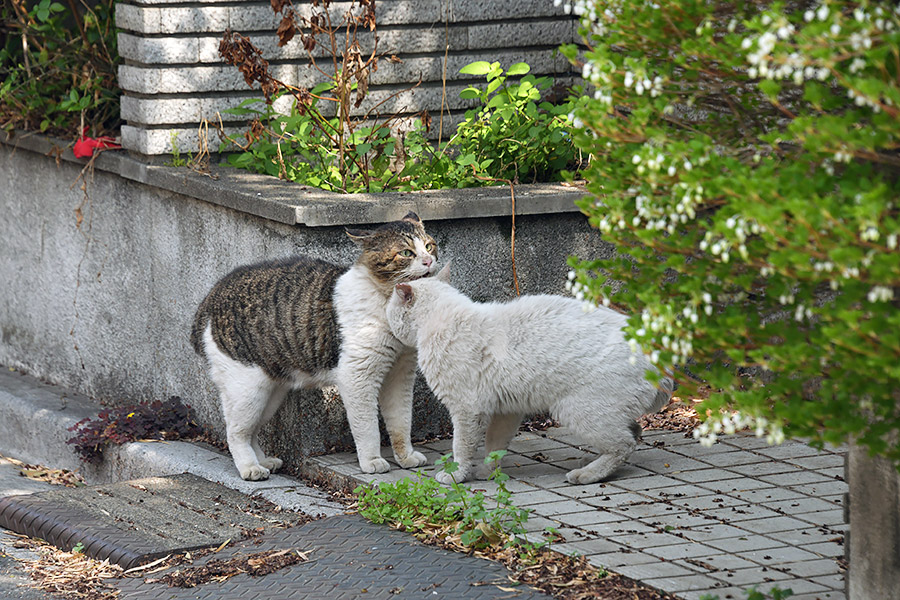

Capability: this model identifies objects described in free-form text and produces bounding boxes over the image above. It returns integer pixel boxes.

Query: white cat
[386,272,673,485]
[192,213,436,480]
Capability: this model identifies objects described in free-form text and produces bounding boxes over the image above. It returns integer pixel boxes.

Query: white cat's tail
[652,376,675,413]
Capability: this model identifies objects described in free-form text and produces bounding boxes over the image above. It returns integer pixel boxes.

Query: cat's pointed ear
[435,260,451,283]
[346,227,375,246]
[395,283,415,306]
[401,211,421,223]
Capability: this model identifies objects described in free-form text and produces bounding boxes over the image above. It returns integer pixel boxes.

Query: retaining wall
[0,132,612,471]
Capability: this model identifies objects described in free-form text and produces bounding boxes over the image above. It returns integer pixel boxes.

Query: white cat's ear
[345,228,375,246]
[435,260,451,283]
[401,211,421,223]
[395,283,415,306]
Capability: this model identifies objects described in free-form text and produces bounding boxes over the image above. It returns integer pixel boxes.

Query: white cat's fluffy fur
[386,272,673,485]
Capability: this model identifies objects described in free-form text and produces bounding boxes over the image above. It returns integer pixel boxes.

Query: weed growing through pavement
[700,586,793,600]
[356,450,556,557]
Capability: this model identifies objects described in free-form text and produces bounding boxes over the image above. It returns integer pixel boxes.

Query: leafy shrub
[67,396,203,464]
[562,1,900,464]
[218,60,578,193]
[0,0,120,137]
[219,85,443,193]
[450,61,580,185]
[216,0,578,192]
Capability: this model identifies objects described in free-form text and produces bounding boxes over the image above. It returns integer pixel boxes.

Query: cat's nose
[422,256,433,267]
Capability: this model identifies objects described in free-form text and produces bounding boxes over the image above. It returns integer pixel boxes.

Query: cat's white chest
[333,266,393,346]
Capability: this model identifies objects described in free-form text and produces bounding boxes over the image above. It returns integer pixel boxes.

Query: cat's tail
[189,301,211,357]
[652,375,675,413]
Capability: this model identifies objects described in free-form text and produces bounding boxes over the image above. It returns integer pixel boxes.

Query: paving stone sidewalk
[311,428,847,600]
[113,514,549,600]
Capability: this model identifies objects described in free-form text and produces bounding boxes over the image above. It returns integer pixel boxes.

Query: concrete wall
[0,133,613,471]
[116,0,578,155]
[847,443,900,600]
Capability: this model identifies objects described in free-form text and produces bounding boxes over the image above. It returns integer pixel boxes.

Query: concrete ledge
[0,368,343,516]
[2,130,586,227]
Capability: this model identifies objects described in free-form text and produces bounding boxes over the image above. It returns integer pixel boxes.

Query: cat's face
[386,264,451,346]
[346,212,438,287]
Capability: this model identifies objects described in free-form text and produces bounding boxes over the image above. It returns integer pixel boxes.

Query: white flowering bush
[560,1,900,463]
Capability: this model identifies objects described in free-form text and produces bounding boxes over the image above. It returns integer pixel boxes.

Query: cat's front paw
[259,457,283,472]
[239,464,271,481]
[565,466,603,485]
[359,457,391,474]
[475,462,495,480]
[435,469,471,485]
[395,450,427,469]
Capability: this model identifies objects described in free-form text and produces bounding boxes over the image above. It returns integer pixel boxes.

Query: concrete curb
[0,368,343,517]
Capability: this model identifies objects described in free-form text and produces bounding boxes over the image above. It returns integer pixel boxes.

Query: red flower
[73,130,120,158]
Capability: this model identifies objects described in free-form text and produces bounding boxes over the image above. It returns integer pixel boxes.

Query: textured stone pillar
[847,442,900,600]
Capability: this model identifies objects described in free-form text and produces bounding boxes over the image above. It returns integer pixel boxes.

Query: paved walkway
[0,370,848,600]
[311,427,847,600]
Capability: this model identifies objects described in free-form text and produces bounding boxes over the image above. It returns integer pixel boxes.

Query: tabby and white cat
[386,274,673,485]
[191,212,437,480]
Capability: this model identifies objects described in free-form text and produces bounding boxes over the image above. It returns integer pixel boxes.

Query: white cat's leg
[476,412,524,479]
[436,411,488,485]
[337,354,395,474]
[565,418,639,485]
[378,351,427,470]
[250,383,289,473]
[204,327,275,481]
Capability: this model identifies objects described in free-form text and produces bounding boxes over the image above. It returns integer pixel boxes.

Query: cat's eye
[400,249,415,258]
[426,242,436,253]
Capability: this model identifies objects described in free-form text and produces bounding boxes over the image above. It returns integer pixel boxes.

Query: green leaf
[459,87,482,100]
[460,61,493,76]
[506,62,531,76]
[487,94,508,109]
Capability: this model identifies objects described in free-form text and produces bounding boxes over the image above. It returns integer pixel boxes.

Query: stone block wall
[116,0,578,155]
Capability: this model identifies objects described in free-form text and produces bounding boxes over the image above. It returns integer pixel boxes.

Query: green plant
[563,1,900,464]
[1,0,120,137]
[71,542,85,554]
[700,586,793,600]
[218,85,442,193]
[166,131,192,168]
[449,60,579,185]
[355,450,533,550]
[67,396,203,464]
[217,0,579,194]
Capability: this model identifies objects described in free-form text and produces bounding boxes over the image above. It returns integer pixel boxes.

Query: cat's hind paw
[395,450,427,469]
[259,457,283,472]
[239,464,271,481]
[359,457,391,474]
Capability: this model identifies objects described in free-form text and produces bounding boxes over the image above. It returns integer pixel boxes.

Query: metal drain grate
[0,473,303,569]
[0,492,167,568]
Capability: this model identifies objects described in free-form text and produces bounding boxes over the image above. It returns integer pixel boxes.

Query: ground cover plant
[0,0,119,138]
[354,452,679,599]
[561,0,900,465]
[67,396,203,464]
